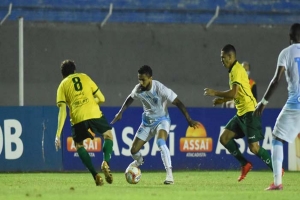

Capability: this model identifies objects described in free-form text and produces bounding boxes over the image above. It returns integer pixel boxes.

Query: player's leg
[248,141,273,170]
[266,109,300,190]
[244,112,273,170]
[75,141,103,186]
[127,136,147,169]
[101,129,114,184]
[157,128,173,184]
[221,116,249,166]
[72,122,103,186]
[127,124,148,169]
[90,117,114,184]
[221,115,251,181]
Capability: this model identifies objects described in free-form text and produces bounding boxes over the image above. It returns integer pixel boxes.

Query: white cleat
[164,175,174,185]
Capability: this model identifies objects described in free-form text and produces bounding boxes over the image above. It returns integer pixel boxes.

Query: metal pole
[0,3,13,25]
[19,17,24,106]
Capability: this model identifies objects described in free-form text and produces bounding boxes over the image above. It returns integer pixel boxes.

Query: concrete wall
[0,22,289,108]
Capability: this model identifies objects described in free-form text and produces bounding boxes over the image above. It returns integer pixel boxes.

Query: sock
[272,139,283,186]
[103,139,113,164]
[157,138,172,177]
[224,139,248,166]
[132,151,144,166]
[77,147,97,178]
[256,146,273,170]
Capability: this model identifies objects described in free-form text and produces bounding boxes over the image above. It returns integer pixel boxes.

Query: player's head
[242,61,251,77]
[138,65,153,90]
[221,44,236,69]
[289,23,300,44]
[61,60,76,78]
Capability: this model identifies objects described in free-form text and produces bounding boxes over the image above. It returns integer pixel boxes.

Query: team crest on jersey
[153,97,158,104]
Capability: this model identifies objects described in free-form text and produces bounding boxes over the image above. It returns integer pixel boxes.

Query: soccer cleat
[101,161,113,184]
[94,174,104,186]
[238,162,253,182]
[265,183,283,190]
[164,174,174,185]
[126,158,145,172]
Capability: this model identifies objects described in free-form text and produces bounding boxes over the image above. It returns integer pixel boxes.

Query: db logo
[179,123,213,152]
[67,137,102,152]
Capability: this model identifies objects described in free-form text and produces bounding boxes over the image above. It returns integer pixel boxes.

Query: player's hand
[213,98,225,106]
[188,119,201,129]
[253,102,265,117]
[111,112,123,124]
[55,137,61,151]
[204,88,216,96]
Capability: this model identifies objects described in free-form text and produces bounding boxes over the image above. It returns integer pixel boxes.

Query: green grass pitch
[0,171,299,200]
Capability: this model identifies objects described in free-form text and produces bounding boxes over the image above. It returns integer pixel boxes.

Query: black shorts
[71,115,112,143]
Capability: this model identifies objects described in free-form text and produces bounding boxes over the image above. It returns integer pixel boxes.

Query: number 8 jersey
[56,73,104,125]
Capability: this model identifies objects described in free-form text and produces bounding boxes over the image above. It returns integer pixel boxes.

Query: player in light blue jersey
[111,65,200,184]
[254,23,300,190]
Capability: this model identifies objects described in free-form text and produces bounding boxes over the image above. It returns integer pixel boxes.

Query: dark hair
[61,60,76,77]
[290,23,300,42]
[138,65,152,77]
[222,44,236,54]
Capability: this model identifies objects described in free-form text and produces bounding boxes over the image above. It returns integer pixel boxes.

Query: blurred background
[0,0,299,107]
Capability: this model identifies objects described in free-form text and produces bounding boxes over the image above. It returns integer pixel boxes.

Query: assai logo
[67,137,102,157]
[179,122,213,157]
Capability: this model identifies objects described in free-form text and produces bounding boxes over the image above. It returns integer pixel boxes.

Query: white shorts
[135,120,170,142]
[273,108,300,143]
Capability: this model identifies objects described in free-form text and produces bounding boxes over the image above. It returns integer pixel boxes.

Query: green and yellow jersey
[229,61,257,116]
[56,73,103,125]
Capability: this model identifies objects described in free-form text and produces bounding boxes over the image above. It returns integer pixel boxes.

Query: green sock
[224,139,248,166]
[77,147,97,178]
[256,147,273,170]
[103,139,113,164]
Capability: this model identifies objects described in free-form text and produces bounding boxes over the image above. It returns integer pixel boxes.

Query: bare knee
[248,142,260,154]
[75,141,84,150]
[220,130,235,146]
[103,130,113,140]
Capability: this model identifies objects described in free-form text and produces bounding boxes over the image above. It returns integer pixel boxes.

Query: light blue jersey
[278,44,300,109]
[130,80,177,126]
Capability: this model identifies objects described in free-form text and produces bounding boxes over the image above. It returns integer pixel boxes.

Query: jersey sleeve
[130,84,140,99]
[231,67,243,85]
[159,82,177,102]
[56,83,66,105]
[277,49,287,69]
[85,74,99,94]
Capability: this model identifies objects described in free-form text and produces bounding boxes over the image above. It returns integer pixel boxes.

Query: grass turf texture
[0,171,299,200]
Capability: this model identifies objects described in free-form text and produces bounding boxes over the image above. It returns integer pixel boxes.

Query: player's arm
[55,102,67,151]
[204,84,239,99]
[254,66,285,116]
[111,95,135,124]
[94,89,105,104]
[172,98,201,128]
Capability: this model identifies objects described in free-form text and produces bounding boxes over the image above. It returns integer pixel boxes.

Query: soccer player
[254,23,300,190]
[54,60,113,186]
[224,61,257,108]
[204,44,273,182]
[111,65,201,184]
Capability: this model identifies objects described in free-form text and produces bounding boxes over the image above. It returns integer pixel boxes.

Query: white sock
[131,151,143,166]
[272,139,283,186]
[160,144,172,174]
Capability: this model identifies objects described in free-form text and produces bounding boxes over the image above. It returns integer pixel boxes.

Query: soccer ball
[125,166,142,184]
